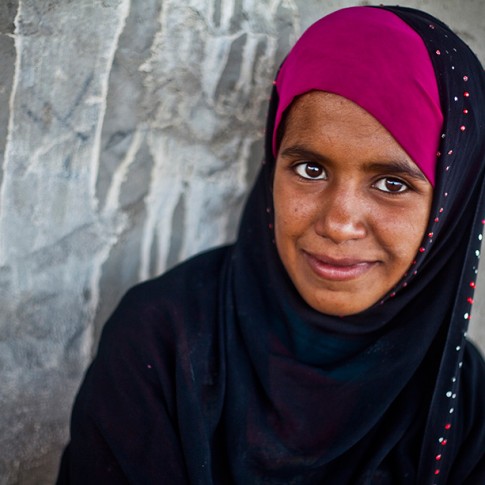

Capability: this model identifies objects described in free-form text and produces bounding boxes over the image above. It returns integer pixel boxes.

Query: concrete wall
[0,1,483,483]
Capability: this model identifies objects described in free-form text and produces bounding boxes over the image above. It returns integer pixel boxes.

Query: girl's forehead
[279,92,430,186]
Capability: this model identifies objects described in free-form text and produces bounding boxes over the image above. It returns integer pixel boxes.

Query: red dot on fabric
[467,297,474,304]
[434,469,440,475]
[272,80,277,86]
[482,220,485,224]
[470,281,476,288]
[419,247,425,253]
[463,109,469,114]
[428,232,433,238]
[439,208,444,213]
[436,454,442,461]
[463,75,469,81]
[434,218,439,223]
[445,423,452,430]
[435,50,441,55]
[442,440,448,446]
[447,150,453,155]
[390,292,396,298]
[460,125,466,131]
[436,151,441,157]
[464,91,470,97]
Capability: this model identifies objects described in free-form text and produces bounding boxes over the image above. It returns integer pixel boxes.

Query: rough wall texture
[0,1,483,483]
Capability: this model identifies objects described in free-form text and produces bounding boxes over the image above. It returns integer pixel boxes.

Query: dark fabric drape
[57,6,485,485]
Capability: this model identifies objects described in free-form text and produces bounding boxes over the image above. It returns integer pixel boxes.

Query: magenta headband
[273,7,443,186]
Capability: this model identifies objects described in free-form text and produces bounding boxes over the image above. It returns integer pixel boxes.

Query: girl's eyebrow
[362,161,428,182]
[279,145,427,182]
[279,146,326,162]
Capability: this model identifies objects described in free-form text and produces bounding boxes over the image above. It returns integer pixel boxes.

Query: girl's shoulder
[109,244,233,349]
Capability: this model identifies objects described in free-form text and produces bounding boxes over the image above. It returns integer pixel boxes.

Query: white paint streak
[0,2,23,265]
[104,128,143,212]
[202,35,236,102]
[220,0,236,30]
[84,0,133,359]
[140,135,183,279]
[88,0,131,211]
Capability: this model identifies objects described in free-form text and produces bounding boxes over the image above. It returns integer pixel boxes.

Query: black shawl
[58,6,485,484]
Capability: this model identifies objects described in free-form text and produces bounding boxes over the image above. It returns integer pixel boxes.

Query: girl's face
[273,92,433,316]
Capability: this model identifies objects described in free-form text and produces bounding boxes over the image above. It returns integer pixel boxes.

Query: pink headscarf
[273,7,443,185]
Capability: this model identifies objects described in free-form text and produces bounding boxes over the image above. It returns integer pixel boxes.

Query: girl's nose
[313,183,367,244]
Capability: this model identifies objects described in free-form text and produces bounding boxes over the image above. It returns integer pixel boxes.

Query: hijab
[58,5,485,485]
[228,5,485,483]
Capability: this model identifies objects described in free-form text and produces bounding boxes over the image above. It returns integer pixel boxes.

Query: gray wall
[0,1,483,483]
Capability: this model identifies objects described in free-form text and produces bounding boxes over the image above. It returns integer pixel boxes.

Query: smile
[302,251,378,282]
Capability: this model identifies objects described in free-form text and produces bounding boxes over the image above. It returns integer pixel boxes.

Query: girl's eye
[294,162,327,180]
[373,177,409,193]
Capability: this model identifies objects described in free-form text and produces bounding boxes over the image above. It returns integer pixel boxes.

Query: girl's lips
[303,251,378,281]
